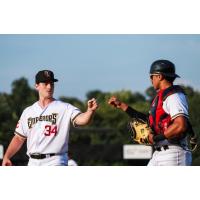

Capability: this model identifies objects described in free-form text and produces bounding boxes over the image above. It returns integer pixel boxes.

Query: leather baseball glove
[187,122,199,152]
[128,118,151,145]
[188,134,199,152]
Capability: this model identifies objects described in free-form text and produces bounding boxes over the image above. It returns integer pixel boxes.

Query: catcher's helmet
[150,60,180,78]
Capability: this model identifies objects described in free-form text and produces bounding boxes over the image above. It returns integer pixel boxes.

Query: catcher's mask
[150,60,180,78]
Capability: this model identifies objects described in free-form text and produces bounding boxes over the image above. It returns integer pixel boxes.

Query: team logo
[44,70,51,78]
[27,113,58,129]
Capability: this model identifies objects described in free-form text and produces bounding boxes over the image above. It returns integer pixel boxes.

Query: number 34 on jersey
[44,125,58,136]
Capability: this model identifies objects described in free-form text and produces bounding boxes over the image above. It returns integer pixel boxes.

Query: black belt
[154,145,169,151]
[30,153,57,159]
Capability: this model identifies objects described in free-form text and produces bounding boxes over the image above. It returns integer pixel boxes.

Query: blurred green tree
[1,78,200,166]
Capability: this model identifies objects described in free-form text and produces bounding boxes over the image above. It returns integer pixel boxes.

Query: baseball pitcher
[2,70,98,166]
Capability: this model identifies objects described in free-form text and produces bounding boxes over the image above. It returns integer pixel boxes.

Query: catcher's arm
[108,96,147,121]
[108,96,153,145]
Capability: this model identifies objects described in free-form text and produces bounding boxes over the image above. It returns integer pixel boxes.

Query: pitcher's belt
[29,153,59,159]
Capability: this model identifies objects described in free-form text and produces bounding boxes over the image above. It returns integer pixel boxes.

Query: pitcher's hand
[87,98,98,112]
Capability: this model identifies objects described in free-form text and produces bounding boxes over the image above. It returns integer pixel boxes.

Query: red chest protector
[149,85,185,135]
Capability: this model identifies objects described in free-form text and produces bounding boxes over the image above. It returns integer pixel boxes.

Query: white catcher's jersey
[163,92,189,120]
[15,100,81,155]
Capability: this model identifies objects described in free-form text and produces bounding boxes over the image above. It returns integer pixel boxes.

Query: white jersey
[163,92,189,119]
[15,100,81,155]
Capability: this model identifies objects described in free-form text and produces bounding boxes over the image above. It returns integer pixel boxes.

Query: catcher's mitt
[128,118,151,145]
[187,122,199,153]
[188,134,199,153]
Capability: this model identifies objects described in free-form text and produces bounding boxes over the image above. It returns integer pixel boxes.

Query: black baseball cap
[35,70,58,84]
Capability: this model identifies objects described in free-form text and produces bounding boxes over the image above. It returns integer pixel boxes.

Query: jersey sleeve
[67,104,82,126]
[163,93,189,120]
[15,110,28,139]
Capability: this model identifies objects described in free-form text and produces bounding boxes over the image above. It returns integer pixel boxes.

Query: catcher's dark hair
[163,75,176,83]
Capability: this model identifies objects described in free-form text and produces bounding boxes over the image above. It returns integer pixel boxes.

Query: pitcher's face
[35,81,54,99]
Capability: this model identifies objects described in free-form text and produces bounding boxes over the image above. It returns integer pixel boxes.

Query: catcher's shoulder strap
[162,85,185,101]
[151,85,185,113]
[149,85,186,134]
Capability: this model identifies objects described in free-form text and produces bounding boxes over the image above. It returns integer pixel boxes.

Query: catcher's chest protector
[149,85,185,135]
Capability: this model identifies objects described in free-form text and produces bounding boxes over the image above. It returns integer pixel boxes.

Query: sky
[0,34,200,100]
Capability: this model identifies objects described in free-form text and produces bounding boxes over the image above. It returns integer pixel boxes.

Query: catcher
[108,59,198,166]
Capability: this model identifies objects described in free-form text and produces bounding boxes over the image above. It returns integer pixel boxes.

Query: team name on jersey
[27,113,58,129]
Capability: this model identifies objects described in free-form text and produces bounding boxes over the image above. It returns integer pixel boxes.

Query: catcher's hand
[108,96,122,108]
[128,118,152,145]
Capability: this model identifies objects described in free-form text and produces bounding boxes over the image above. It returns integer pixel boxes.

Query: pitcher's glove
[128,118,151,145]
